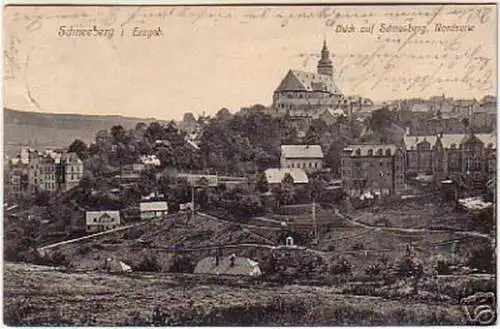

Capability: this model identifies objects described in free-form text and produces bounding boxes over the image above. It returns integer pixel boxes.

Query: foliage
[68,139,89,160]
[167,254,195,273]
[351,242,365,251]
[329,256,352,275]
[33,250,72,268]
[435,259,451,275]
[135,254,162,272]
[466,243,495,273]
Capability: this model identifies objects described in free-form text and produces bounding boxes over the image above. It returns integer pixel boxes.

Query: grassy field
[4,262,472,326]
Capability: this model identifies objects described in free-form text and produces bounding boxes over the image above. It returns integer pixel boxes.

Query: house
[280,145,324,173]
[139,201,168,220]
[62,152,84,191]
[140,154,161,168]
[264,168,309,186]
[341,144,405,197]
[85,210,120,233]
[194,255,262,277]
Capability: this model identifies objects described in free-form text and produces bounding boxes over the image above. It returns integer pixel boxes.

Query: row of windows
[87,225,118,231]
[355,148,393,156]
[287,161,320,169]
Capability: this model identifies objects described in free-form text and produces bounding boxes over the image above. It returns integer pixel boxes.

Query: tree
[215,108,232,121]
[145,122,166,143]
[182,112,196,123]
[110,125,126,144]
[369,106,393,130]
[68,139,88,160]
[135,122,147,132]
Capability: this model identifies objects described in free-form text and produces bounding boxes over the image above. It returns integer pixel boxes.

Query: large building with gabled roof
[272,40,344,118]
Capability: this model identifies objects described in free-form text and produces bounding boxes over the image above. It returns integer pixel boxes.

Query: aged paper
[3,4,497,326]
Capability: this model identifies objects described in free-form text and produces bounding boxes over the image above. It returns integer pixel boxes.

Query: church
[272,40,345,119]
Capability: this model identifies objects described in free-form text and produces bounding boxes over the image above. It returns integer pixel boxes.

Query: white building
[85,210,120,232]
[139,201,168,220]
[63,152,84,191]
[280,145,324,173]
[264,168,309,185]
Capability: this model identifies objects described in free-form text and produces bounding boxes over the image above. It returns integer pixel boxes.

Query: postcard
[3,3,497,326]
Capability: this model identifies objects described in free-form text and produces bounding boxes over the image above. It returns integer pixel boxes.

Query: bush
[351,242,364,251]
[467,243,495,273]
[374,217,392,227]
[167,254,195,273]
[135,254,161,272]
[33,250,72,268]
[397,256,423,278]
[435,259,451,275]
[365,263,383,276]
[330,257,352,275]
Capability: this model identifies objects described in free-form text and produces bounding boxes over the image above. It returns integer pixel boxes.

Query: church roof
[275,69,341,94]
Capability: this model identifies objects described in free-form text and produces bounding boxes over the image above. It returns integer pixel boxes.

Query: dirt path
[39,214,183,251]
[334,209,492,241]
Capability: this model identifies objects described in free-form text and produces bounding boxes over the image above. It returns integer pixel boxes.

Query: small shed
[140,201,168,220]
[194,256,262,277]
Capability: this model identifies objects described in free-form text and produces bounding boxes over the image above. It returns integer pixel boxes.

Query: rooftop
[281,145,324,159]
[265,168,309,184]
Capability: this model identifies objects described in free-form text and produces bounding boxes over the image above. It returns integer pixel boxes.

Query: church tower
[317,39,333,77]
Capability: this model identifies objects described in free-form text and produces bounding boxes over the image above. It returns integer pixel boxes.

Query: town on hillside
[3,5,497,326]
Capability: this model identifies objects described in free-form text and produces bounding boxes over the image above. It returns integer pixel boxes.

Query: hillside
[3,108,169,157]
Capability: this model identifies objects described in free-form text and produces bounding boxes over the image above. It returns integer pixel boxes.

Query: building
[341,144,405,197]
[6,148,84,198]
[139,201,168,220]
[403,132,496,190]
[272,40,343,118]
[280,145,324,173]
[264,168,309,186]
[193,255,262,277]
[61,152,84,191]
[85,210,120,233]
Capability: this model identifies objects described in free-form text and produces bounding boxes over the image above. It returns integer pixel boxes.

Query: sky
[3,4,497,121]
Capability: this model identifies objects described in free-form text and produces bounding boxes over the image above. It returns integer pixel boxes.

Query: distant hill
[3,108,169,157]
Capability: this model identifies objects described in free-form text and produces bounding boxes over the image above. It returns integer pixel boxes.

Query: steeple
[317,39,333,77]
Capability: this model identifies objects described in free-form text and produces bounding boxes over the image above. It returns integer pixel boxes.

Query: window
[291,163,294,168]
[450,143,456,149]
[355,149,361,156]
[94,218,97,223]
[385,149,391,156]
[314,162,318,168]
[309,162,312,168]
[377,148,383,156]
[367,149,373,156]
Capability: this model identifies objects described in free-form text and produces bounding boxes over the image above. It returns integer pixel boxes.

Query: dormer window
[355,149,361,156]
[385,149,392,156]
[487,143,493,149]
[367,149,374,156]
[377,148,383,156]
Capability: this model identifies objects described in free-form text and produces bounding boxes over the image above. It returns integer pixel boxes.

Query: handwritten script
[3,5,496,97]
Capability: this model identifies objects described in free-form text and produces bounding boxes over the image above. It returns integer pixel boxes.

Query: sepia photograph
[2,3,497,326]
